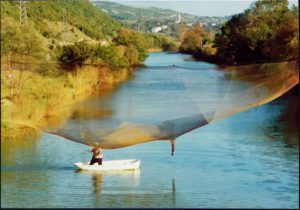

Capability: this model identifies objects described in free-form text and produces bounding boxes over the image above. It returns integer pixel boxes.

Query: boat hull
[74,159,140,171]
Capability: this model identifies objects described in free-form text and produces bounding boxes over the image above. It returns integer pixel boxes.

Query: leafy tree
[1,17,47,58]
[93,44,131,68]
[176,24,189,43]
[162,42,178,52]
[113,28,153,63]
[58,40,92,66]
[125,44,139,66]
[214,0,299,64]
[113,28,134,46]
[179,24,211,55]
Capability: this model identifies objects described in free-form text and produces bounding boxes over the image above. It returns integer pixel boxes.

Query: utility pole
[19,0,28,26]
[18,0,29,98]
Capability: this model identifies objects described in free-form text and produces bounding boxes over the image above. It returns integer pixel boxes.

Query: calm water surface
[1,53,299,208]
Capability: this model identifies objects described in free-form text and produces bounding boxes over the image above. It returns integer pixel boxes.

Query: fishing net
[46,55,299,149]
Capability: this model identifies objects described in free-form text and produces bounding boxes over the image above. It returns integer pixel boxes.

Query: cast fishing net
[46,55,299,149]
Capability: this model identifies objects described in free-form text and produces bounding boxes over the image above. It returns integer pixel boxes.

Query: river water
[1,52,299,208]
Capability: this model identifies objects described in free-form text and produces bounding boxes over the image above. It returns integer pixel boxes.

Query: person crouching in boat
[88,147,103,165]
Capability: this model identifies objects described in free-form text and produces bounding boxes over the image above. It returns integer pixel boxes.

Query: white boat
[74,159,141,171]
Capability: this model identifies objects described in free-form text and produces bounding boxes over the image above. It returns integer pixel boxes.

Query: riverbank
[1,58,133,141]
[2,52,298,208]
[146,47,163,53]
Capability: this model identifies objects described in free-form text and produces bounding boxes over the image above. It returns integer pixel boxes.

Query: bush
[58,40,93,66]
[42,31,51,38]
[125,44,139,66]
[93,44,129,68]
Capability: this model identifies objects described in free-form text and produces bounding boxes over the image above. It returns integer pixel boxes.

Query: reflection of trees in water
[276,85,299,146]
[260,85,299,147]
[1,170,51,207]
[1,135,39,166]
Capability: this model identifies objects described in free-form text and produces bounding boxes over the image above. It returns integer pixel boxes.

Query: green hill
[1,0,175,63]
[1,0,121,38]
[1,0,122,59]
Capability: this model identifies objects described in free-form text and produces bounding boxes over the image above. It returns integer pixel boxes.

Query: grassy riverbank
[1,0,174,141]
[146,47,163,53]
[1,56,131,140]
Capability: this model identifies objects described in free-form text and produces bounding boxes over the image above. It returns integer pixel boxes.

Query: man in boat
[88,147,103,165]
[170,138,176,156]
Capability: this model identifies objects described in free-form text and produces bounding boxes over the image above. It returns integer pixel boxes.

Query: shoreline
[146,47,163,53]
[2,53,298,141]
[1,61,133,141]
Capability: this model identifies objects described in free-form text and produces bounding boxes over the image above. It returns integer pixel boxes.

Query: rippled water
[1,53,299,208]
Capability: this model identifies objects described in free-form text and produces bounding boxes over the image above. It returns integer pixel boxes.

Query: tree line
[178,0,299,65]
[58,28,177,69]
[1,0,177,70]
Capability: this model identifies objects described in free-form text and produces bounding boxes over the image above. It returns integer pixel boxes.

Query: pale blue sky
[96,0,299,16]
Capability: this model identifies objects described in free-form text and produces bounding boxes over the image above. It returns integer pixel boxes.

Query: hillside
[93,1,228,36]
[1,0,167,140]
[1,0,122,59]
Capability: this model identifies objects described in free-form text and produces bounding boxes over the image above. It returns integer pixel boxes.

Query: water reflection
[49,55,298,149]
[277,85,299,147]
[1,52,298,208]
[75,169,141,207]
[260,85,299,148]
[92,172,103,196]
[1,136,39,166]
[172,178,176,206]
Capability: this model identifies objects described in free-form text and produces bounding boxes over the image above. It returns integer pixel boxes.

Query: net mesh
[47,58,299,149]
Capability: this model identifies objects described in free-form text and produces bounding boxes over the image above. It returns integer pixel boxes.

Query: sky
[94,0,299,17]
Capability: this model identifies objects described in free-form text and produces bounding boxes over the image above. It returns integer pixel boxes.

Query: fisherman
[170,138,176,156]
[88,147,103,165]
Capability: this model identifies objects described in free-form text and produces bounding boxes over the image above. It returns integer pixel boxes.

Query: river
[1,52,299,208]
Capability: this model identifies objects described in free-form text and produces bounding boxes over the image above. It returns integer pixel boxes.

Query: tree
[180,24,211,55]
[125,44,139,66]
[214,0,299,64]
[113,28,133,46]
[1,18,47,58]
[176,23,188,43]
[58,40,92,66]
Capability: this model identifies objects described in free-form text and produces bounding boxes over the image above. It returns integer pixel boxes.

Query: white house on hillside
[151,25,168,33]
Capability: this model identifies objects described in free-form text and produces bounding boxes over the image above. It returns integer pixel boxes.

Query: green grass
[1,58,132,141]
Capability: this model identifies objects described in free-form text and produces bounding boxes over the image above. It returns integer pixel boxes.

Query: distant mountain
[93,1,228,36]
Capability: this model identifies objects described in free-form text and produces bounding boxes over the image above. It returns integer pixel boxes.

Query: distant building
[151,25,168,33]
[151,27,161,33]
[211,23,217,27]
[162,25,168,30]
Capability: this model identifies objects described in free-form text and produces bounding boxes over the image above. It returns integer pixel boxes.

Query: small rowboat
[74,159,141,171]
